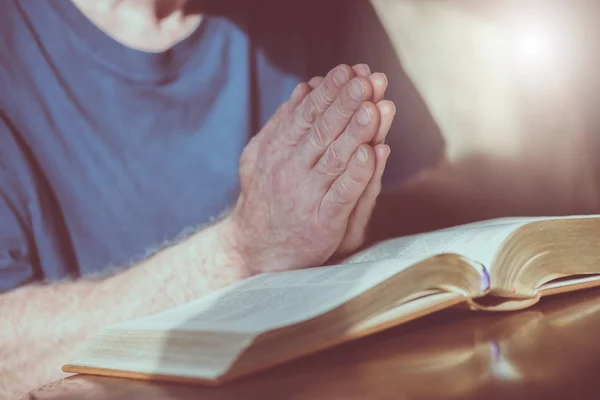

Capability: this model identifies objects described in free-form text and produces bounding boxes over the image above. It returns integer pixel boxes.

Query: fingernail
[385,144,391,158]
[357,105,371,126]
[333,67,350,87]
[349,79,365,100]
[357,146,369,164]
[361,63,371,75]
[379,72,388,87]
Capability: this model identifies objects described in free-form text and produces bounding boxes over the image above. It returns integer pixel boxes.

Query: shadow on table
[44,287,600,400]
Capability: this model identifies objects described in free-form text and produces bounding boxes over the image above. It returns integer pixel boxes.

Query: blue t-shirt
[0,0,440,291]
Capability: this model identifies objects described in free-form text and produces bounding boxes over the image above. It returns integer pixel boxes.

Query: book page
[346,217,538,269]
[349,291,462,335]
[110,257,422,334]
[347,215,600,271]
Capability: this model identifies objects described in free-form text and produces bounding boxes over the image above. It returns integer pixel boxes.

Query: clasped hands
[228,63,396,274]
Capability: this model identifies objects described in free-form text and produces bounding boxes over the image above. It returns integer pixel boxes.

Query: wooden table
[30,288,600,400]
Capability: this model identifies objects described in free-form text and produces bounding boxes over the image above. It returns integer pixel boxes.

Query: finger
[295,64,354,132]
[351,144,390,228]
[368,73,388,104]
[353,65,387,104]
[372,100,396,145]
[352,63,371,77]
[308,76,324,89]
[319,144,376,220]
[336,144,390,255]
[289,82,314,107]
[311,101,380,187]
[300,76,374,165]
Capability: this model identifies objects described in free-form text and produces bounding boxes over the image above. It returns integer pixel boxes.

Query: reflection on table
[31,288,600,400]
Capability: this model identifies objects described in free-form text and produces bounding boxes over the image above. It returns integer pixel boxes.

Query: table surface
[30,288,600,400]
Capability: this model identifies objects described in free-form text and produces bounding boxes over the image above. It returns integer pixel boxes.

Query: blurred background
[364,0,600,239]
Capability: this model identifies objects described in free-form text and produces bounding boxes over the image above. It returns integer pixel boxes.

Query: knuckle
[330,180,354,205]
[316,83,335,105]
[321,145,346,176]
[334,63,351,72]
[299,97,319,128]
[258,135,286,161]
[316,117,332,142]
[260,135,276,153]
[309,119,330,151]
[332,97,354,120]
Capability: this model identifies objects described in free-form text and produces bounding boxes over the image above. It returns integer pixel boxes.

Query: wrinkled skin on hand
[231,64,396,274]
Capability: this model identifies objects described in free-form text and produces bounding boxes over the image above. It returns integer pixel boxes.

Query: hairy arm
[0,218,248,399]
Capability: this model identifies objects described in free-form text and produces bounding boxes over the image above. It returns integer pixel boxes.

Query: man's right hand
[228,64,395,274]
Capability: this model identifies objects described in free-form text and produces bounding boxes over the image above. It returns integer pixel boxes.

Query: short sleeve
[0,113,78,292]
[0,180,37,292]
[0,118,38,292]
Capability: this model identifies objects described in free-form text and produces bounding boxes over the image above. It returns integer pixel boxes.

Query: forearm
[0,217,248,398]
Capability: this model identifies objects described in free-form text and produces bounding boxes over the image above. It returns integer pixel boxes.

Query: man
[0,0,399,396]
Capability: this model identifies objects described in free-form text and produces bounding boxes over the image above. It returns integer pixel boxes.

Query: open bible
[64,215,600,384]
